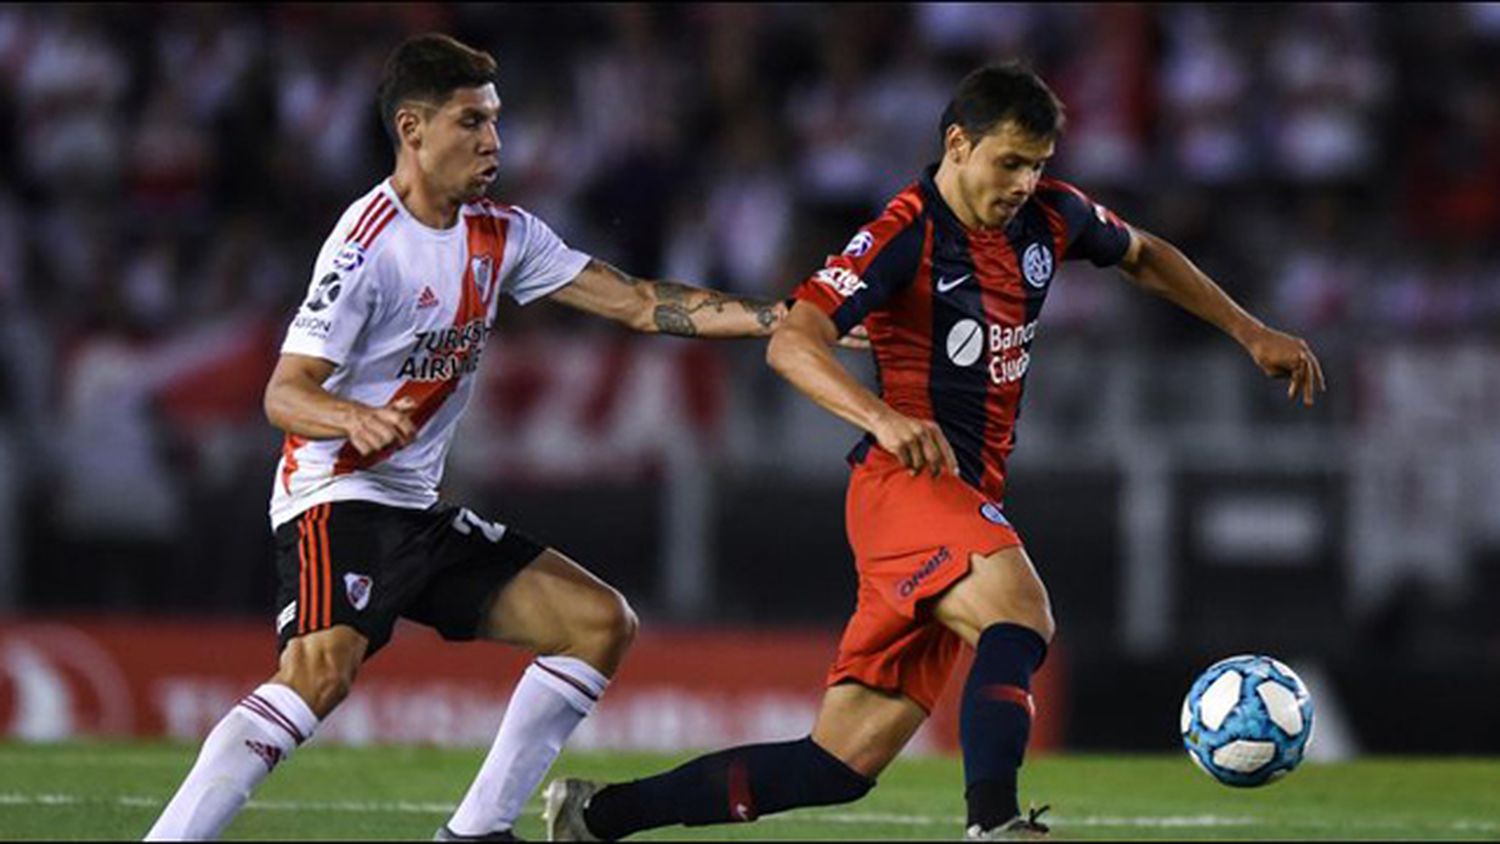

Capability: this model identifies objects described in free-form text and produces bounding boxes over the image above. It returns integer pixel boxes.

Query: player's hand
[836,323,871,350]
[1245,326,1326,406]
[344,397,418,455]
[871,409,958,478]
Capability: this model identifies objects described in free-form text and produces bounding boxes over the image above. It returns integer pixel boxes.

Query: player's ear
[944,124,971,164]
[395,104,425,151]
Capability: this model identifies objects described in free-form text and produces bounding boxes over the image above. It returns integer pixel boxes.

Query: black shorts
[273,500,546,656]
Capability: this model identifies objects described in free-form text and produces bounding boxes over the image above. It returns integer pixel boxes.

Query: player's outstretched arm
[1117,226,1327,406]
[546,258,783,339]
[767,303,957,477]
[264,353,417,455]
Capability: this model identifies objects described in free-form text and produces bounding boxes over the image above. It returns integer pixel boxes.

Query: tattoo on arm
[649,281,705,336]
[654,280,689,304]
[748,300,778,331]
[588,260,780,336]
[592,259,640,288]
[647,280,779,337]
[653,305,698,336]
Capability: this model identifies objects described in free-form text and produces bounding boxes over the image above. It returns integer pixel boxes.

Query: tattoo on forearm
[646,280,779,337]
[654,281,689,304]
[749,301,778,331]
[590,261,781,336]
[653,305,698,336]
[593,260,639,287]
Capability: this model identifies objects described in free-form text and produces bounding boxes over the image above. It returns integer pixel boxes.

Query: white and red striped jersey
[269,179,590,528]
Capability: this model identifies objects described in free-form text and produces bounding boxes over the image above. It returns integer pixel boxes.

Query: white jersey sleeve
[280,238,382,366]
[501,207,591,305]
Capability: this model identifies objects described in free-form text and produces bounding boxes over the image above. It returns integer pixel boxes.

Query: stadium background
[0,3,1497,758]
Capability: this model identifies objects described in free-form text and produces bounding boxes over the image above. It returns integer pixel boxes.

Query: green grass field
[1,743,1496,840]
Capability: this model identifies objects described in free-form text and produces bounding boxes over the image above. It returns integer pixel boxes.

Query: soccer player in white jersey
[144,34,799,841]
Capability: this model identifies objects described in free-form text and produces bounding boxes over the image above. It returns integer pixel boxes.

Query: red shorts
[826,447,1022,713]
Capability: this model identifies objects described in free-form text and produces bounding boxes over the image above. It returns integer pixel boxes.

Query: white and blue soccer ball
[1180,654,1314,787]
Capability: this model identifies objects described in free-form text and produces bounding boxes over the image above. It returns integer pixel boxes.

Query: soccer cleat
[964,804,1051,840]
[541,778,602,841]
[433,823,523,841]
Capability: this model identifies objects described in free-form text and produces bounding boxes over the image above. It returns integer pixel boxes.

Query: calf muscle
[272,625,368,717]
[810,683,928,779]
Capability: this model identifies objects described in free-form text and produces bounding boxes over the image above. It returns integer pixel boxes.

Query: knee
[575,587,638,658]
[937,551,1056,647]
[1005,578,1055,644]
[601,589,639,652]
[1028,600,1057,644]
[965,589,1055,645]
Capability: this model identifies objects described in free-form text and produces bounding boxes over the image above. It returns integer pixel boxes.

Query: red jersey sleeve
[1035,178,1133,267]
[792,186,926,337]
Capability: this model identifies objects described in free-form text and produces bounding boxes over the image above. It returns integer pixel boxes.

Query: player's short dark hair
[377,33,498,147]
[939,63,1066,146]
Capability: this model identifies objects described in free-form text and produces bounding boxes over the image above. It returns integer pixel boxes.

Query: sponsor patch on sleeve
[813,266,867,298]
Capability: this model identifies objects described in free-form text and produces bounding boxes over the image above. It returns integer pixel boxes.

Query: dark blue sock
[582,736,873,840]
[961,622,1048,830]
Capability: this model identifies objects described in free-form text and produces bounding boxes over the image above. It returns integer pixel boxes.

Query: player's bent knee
[1033,614,1057,645]
[945,553,1056,644]
[1021,597,1057,644]
[994,595,1054,644]
[591,588,638,653]
[561,586,637,672]
[616,595,640,648]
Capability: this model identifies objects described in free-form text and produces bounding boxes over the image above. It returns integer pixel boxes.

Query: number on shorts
[451,508,507,543]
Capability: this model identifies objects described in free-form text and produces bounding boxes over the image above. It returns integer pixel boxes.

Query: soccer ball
[1180,654,1314,787]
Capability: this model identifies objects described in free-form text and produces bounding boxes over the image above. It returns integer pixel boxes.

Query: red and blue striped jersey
[793,165,1132,503]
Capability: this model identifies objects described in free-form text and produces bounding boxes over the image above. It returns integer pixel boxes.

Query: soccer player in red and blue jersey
[545,64,1324,841]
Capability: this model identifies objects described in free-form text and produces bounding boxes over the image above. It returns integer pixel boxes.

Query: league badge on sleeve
[333,242,366,272]
[842,230,875,258]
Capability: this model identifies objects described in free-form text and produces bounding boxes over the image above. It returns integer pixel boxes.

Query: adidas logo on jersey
[417,286,440,309]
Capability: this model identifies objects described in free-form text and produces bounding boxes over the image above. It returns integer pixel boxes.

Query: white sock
[145,683,318,841]
[446,656,608,835]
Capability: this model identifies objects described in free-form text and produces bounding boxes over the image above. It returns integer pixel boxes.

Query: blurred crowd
[0,3,1498,617]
